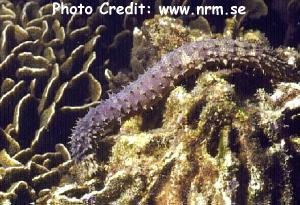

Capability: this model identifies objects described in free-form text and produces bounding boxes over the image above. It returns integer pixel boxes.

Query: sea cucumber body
[70,39,299,161]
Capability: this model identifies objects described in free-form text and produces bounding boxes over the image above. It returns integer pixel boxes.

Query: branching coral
[0,0,143,203]
[0,143,72,204]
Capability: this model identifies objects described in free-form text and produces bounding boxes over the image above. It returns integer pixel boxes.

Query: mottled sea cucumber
[69,38,299,161]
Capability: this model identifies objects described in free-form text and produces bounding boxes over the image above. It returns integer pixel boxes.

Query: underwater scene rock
[0,0,300,204]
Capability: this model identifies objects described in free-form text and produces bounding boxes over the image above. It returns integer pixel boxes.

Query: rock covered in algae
[36,16,300,204]
[42,70,300,204]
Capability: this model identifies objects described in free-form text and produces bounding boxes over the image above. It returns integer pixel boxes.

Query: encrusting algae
[1,0,300,204]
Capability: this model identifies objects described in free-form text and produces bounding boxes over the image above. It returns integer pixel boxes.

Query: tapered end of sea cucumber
[69,119,93,162]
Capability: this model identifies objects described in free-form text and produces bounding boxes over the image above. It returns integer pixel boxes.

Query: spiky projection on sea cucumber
[69,38,299,161]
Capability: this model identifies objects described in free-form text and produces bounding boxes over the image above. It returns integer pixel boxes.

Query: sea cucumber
[69,38,299,161]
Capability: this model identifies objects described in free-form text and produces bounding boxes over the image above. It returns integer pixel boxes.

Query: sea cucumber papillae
[69,39,299,161]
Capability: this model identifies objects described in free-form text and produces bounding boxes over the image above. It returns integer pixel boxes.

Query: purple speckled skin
[70,39,299,161]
